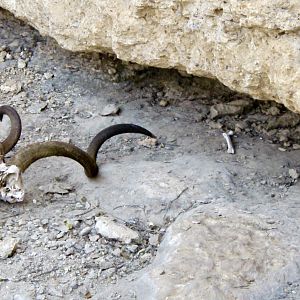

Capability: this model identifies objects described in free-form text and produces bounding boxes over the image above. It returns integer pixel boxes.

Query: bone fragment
[222,131,235,154]
[0,163,24,203]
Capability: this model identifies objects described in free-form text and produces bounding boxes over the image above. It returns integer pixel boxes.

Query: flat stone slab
[136,205,300,300]
[95,215,139,244]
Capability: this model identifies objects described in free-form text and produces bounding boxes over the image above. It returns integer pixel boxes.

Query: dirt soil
[0,9,299,300]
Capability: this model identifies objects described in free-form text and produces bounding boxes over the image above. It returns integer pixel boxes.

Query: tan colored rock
[136,205,300,299]
[1,0,300,112]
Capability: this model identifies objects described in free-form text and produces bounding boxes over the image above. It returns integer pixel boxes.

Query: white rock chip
[100,104,120,116]
[148,234,159,246]
[0,79,22,94]
[0,237,19,259]
[13,294,32,300]
[43,72,54,79]
[137,137,158,148]
[79,226,92,236]
[0,51,6,62]
[95,215,139,244]
[17,59,26,69]
[289,168,299,180]
[0,163,24,203]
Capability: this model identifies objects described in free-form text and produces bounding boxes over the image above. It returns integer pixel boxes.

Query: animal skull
[0,163,24,203]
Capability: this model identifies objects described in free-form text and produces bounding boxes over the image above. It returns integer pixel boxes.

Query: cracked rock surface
[0,0,299,113]
[0,9,300,300]
[135,205,300,300]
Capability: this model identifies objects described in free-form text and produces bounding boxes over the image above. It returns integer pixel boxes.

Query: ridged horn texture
[7,123,155,178]
[87,124,156,161]
[0,105,22,154]
[8,141,99,178]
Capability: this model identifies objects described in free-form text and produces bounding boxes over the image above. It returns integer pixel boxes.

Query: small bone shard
[0,163,24,203]
[222,131,235,154]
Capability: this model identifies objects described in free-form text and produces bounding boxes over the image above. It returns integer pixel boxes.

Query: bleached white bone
[0,163,24,203]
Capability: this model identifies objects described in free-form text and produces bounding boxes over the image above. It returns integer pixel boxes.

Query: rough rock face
[136,205,300,300]
[0,1,300,113]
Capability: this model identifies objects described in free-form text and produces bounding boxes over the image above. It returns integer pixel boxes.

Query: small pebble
[100,104,120,116]
[89,235,99,242]
[17,59,27,69]
[41,219,49,225]
[126,245,138,253]
[292,144,300,150]
[80,227,92,236]
[0,51,7,62]
[56,231,65,239]
[13,294,32,300]
[0,237,19,259]
[138,137,157,147]
[159,99,169,107]
[289,169,299,180]
[43,72,54,79]
[149,234,159,246]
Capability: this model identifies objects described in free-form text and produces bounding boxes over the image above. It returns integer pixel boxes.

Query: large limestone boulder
[1,1,300,113]
[135,205,300,299]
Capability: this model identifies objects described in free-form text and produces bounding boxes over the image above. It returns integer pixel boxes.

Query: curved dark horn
[0,143,5,162]
[87,124,156,161]
[0,105,22,154]
[8,141,99,178]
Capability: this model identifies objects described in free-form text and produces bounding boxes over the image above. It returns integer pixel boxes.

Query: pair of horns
[0,105,156,178]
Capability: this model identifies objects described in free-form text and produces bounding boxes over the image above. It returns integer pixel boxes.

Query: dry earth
[0,9,299,300]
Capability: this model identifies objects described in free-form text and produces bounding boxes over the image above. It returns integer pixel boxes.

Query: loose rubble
[210,99,253,119]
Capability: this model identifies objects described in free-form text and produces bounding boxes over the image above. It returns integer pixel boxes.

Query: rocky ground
[0,9,299,300]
